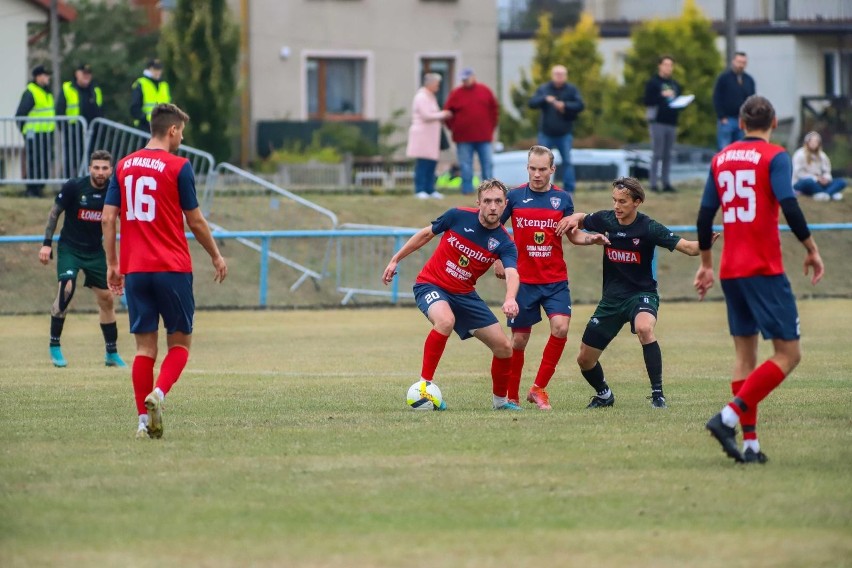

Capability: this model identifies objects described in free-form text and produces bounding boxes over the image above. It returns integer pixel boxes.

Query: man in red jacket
[444,68,499,195]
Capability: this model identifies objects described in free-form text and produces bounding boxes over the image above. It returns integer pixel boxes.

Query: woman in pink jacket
[406,73,452,199]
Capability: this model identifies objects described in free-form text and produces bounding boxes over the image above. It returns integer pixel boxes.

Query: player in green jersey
[558,177,716,408]
[38,150,126,368]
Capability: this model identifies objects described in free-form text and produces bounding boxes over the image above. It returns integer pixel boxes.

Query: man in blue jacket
[529,65,585,194]
[713,52,756,150]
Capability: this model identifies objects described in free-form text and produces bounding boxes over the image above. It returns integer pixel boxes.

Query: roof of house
[25,0,77,22]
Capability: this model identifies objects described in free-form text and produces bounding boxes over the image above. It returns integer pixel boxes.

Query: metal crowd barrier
[206,163,339,291]
[0,115,90,185]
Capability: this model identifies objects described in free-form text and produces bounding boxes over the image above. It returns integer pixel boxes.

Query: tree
[501,12,616,147]
[31,0,158,124]
[608,0,723,145]
[160,0,239,162]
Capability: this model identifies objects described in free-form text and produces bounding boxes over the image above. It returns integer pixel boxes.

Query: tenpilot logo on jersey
[534,231,545,244]
[487,237,499,251]
[550,196,561,209]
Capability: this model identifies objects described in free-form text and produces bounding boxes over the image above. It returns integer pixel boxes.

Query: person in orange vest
[56,63,103,177]
[130,58,171,133]
[16,64,55,198]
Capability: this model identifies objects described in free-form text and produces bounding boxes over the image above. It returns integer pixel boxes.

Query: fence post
[259,236,270,306]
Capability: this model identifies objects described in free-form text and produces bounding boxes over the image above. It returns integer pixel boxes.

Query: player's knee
[54,278,76,316]
[432,316,454,335]
[511,332,530,350]
[576,351,593,370]
[492,341,512,359]
[550,320,569,338]
[635,325,655,343]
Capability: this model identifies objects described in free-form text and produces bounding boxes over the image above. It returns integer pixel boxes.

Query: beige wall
[0,0,45,116]
[246,0,498,146]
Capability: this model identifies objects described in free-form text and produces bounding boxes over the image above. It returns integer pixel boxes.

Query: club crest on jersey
[633,238,640,246]
[458,255,470,267]
[534,231,545,244]
[550,196,561,209]
[487,237,499,251]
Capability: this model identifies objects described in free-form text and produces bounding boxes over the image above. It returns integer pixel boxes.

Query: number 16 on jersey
[123,175,157,222]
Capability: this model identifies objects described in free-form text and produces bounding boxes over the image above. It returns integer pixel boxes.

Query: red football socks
[155,346,190,397]
[534,334,567,389]
[728,360,785,419]
[132,355,155,415]
[491,355,512,397]
[508,348,525,401]
[420,329,449,381]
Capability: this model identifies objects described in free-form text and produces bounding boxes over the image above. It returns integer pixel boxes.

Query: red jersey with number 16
[710,139,786,280]
[111,149,195,274]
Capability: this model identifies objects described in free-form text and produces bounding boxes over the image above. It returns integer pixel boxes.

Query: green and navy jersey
[583,210,681,300]
[55,176,107,252]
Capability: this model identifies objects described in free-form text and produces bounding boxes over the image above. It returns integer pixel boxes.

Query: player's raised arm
[382,226,436,285]
[564,227,609,246]
[555,211,586,236]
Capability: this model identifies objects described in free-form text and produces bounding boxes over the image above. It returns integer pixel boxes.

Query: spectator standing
[56,63,104,177]
[792,131,846,201]
[406,73,452,200]
[444,68,499,195]
[130,58,171,133]
[15,65,55,198]
[528,65,585,194]
[643,55,682,193]
[713,52,756,150]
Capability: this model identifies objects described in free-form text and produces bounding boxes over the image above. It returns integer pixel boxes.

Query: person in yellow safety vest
[15,65,55,198]
[436,163,480,191]
[57,63,104,178]
[130,58,171,133]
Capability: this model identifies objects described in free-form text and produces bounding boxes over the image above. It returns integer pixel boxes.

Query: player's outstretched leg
[527,334,566,410]
[642,341,666,408]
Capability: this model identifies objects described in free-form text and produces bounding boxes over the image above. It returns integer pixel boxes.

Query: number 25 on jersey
[124,175,157,222]
[718,170,756,224]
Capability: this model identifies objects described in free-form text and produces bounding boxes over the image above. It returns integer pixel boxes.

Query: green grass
[2,184,851,313]
[1,302,851,566]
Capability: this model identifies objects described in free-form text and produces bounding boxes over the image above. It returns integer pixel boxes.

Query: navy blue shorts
[721,274,799,340]
[508,281,572,329]
[414,282,498,340]
[125,272,195,335]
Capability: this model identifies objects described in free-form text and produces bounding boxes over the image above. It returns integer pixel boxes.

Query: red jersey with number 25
[112,149,194,274]
[710,139,786,279]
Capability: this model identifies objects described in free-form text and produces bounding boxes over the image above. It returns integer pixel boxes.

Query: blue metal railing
[4,223,850,306]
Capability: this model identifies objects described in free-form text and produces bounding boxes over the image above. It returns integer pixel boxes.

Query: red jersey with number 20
[710,139,786,279]
[110,149,196,274]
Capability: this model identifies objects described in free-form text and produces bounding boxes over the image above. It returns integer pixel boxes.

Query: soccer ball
[406,380,445,411]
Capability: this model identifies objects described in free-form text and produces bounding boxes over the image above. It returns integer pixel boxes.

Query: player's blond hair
[476,178,509,198]
[528,145,555,167]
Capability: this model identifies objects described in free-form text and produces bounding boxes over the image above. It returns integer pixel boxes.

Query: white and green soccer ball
[406,380,445,411]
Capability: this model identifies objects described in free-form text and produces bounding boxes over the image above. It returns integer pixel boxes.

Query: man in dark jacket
[529,65,585,194]
[713,52,756,150]
[643,55,683,193]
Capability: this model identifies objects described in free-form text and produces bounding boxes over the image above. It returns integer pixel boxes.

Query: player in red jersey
[382,179,522,410]
[495,145,608,410]
[102,103,227,439]
[696,95,824,464]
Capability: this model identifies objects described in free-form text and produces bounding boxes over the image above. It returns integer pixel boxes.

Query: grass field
[2,301,851,567]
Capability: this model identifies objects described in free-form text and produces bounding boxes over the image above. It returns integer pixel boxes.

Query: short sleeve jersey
[55,176,106,252]
[583,210,681,300]
[500,183,574,284]
[105,148,199,274]
[706,138,788,279]
[416,207,518,294]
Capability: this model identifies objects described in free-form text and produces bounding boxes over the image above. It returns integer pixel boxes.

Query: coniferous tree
[160,0,239,161]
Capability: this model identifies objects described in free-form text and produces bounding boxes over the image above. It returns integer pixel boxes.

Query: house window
[307,57,365,119]
[824,51,852,97]
[420,58,455,106]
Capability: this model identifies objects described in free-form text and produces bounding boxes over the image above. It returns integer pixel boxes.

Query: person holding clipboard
[643,55,689,194]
